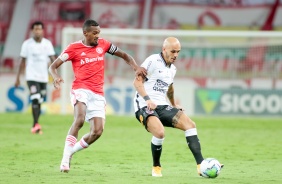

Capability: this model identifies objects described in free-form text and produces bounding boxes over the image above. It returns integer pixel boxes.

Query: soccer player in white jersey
[15,21,56,134]
[49,19,146,173]
[133,37,223,177]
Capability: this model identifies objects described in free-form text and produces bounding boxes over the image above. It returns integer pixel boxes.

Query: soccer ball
[200,158,221,178]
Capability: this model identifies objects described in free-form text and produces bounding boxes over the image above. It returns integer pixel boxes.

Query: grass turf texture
[0,113,281,184]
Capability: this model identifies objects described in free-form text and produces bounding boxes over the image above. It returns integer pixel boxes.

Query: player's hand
[53,77,64,89]
[135,67,147,80]
[15,79,20,88]
[146,100,157,111]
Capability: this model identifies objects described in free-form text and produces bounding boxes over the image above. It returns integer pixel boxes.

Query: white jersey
[20,38,55,83]
[134,53,177,112]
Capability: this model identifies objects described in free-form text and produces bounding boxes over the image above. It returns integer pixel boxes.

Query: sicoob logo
[196,89,221,113]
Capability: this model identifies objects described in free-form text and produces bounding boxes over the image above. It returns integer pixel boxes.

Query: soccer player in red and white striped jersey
[49,19,146,173]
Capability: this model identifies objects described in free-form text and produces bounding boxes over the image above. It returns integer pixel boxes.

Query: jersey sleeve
[141,56,156,79]
[46,40,56,56]
[20,41,28,58]
[102,38,117,55]
[171,66,177,83]
[58,44,74,62]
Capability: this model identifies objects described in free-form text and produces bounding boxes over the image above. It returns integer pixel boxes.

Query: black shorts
[27,81,47,100]
[135,105,180,129]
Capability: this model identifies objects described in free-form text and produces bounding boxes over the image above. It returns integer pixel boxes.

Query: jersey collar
[159,52,171,68]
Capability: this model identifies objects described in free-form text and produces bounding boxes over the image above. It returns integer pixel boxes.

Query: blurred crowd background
[1,0,281,70]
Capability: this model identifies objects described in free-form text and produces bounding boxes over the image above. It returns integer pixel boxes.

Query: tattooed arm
[167,84,176,106]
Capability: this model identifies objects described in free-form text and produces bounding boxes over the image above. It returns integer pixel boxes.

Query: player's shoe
[31,123,43,134]
[152,166,162,177]
[197,164,202,176]
[197,163,224,176]
[60,163,70,173]
[60,155,72,173]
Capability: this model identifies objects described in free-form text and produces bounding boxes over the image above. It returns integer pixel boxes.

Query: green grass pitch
[0,113,281,184]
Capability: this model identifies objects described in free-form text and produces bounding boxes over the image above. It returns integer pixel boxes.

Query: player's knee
[189,120,196,128]
[150,125,165,138]
[148,123,165,138]
[41,89,47,99]
[154,130,165,139]
[90,128,104,137]
[31,93,41,105]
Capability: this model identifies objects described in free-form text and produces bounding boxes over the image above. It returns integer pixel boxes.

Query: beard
[90,42,98,46]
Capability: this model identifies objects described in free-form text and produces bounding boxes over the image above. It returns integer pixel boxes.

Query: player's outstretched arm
[113,48,147,78]
[48,55,56,66]
[48,58,64,89]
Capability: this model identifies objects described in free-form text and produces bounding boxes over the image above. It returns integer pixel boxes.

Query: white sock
[184,128,197,137]
[72,136,89,154]
[62,135,77,162]
[151,136,164,145]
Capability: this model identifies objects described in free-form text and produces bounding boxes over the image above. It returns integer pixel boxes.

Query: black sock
[151,143,162,167]
[32,103,40,127]
[186,135,204,164]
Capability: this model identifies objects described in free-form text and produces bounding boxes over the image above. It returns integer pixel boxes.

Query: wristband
[143,95,150,101]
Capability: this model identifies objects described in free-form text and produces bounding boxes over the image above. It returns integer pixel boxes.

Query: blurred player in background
[15,21,56,134]
[133,37,223,177]
[49,19,147,173]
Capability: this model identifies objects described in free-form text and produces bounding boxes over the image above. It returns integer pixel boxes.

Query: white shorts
[70,89,106,122]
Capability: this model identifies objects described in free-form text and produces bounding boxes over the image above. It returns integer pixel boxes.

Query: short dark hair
[83,19,99,31]
[31,21,44,29]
